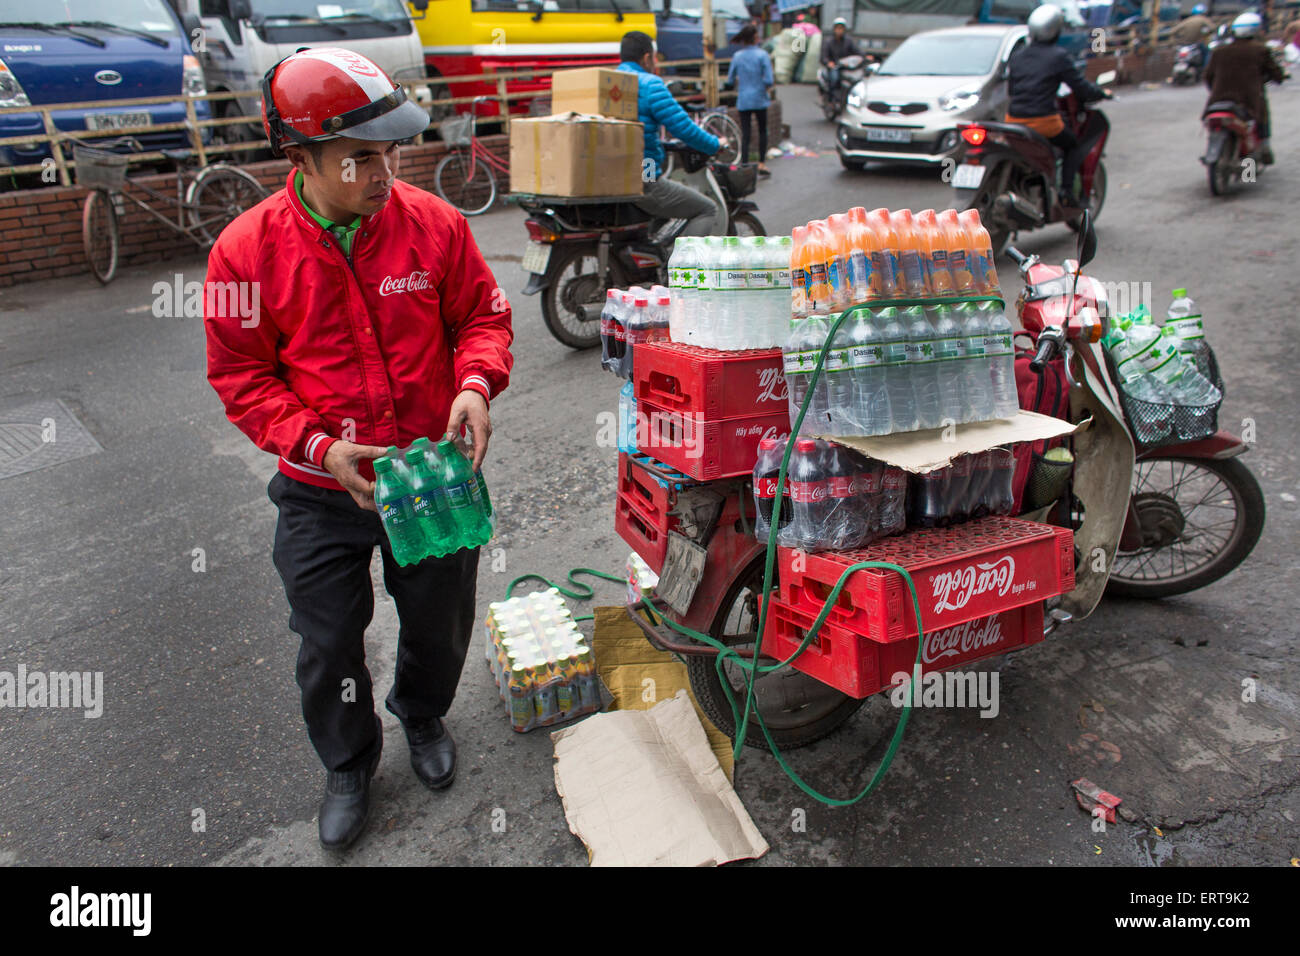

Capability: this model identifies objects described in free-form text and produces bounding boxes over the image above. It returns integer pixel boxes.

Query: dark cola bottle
[909,465,951,528]
[788,438,833,552]
[878,465,907,536]
[752,437,792,543]
[825,442,869,550]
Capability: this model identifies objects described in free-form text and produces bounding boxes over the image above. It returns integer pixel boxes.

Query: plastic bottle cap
[404,449,425,463]
[374,457,392,471]
[607,289,617,299]
[634,297,648,307]
[796,438,818,452]
[758,438,776,451]
[1172,288,1187,298]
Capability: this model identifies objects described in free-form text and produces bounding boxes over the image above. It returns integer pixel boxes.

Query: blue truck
[0,0,210,178]
[649,0,750,64]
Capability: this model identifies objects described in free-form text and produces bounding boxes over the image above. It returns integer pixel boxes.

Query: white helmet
[1027,4,1064,43]
[1231,12,1262,38]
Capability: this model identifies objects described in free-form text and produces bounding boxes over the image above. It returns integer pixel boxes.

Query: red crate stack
[613,452,691,575]
[760,516,1074,698]
[632,342,791,481]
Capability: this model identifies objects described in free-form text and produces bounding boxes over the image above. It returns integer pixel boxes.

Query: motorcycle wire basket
[439,114,475,147]
[72,144,130,191]
[1103,343,1224,450]
[711,161,758,198]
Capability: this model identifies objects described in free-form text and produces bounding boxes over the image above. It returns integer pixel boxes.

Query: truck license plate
[952,163,986,189]
[521,241,551,275]
[85,112,151,132]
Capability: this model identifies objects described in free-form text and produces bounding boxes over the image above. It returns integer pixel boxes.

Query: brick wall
[0,135,507,289]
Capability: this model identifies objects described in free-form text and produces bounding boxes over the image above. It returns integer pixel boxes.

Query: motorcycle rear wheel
[541,245,629,350]
[1106,456,1265,599]
[727,212,766,237]
[685,553,867,751]
[1209,134,1237,196]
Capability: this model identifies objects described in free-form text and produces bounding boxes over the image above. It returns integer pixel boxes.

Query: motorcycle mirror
[1096,70,1116,86]
[1076,210,1097,268]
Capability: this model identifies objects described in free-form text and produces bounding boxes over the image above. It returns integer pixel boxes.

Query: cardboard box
[509,112,644,198]
[550,67,639,121]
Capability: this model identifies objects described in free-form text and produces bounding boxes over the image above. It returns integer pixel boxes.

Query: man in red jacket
[203,48,513,850]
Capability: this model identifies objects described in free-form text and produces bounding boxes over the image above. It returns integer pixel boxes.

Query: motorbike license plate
[952,163,986,189]
[657,531,708,617]
[864,127,912,143]
[521,241,552,275]
[85,112,151,132]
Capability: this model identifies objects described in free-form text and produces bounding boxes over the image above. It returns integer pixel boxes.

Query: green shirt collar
[295,170,362,254]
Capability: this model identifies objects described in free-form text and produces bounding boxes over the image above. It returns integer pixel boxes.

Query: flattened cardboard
[550,67,639,122]
[815,410,1079,474]
[551,690,769,867]
[508,112,643,198]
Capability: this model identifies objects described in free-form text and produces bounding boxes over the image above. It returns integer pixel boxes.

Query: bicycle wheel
[82,189,119,285]
[434,150,497,216]
[186,165,269,246]
[702,111,742,165]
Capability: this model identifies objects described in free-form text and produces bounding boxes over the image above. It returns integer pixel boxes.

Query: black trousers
[267,472,480,773]
[1049,128,1083,198]
[739,108,768,165]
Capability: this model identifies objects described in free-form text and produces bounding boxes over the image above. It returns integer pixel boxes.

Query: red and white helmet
[260,47,429,156]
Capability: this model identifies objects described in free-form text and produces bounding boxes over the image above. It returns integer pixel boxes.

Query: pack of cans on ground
[484,589,601,733]
[374,436,494,567]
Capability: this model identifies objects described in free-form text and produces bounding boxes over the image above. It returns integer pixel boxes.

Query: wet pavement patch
[0,399,102,480]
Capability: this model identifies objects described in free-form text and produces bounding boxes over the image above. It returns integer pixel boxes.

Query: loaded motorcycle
[515,142,764,349]
[624,213,1263,749]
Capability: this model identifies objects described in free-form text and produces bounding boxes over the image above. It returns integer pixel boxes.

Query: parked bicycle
[76,137,268,285]
[433,98,510,216]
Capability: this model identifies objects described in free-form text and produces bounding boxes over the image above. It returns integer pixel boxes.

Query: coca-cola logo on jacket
[378,270,432,297]
[930,556,1015,614]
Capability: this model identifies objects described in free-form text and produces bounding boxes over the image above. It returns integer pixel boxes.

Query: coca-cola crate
[641,402,791,481]
[613,452,692,573]
[776,516,1074,642]
[633,342,787,422]
[760,595,1045,699]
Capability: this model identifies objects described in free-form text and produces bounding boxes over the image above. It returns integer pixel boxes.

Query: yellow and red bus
[407,0,655,116]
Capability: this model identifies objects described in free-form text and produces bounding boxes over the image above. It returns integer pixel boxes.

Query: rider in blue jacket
[617,31,724,236]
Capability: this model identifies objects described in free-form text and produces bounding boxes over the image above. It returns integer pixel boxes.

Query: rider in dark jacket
[1204,12,1287,164]
[820,18,862,93]
[1005,4,1109,207]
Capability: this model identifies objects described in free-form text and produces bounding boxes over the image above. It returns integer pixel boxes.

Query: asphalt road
[0,80,1297,867]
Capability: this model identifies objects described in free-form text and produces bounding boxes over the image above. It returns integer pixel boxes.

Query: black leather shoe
[318,743,381,851]
[405,717,456,790]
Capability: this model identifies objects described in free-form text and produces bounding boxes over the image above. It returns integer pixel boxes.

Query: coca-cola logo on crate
[756,366,788,404]
[930,556,1016,614]
[922,615,1005,665]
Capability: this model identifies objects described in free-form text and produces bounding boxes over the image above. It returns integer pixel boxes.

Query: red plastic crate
[760,595,1046,699]
[640,401,791,481]
[613,454,682,573]
[776,516,1074,642]
[633,342,787,421]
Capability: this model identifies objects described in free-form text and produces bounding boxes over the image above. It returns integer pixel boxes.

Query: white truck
[174,0,432,149]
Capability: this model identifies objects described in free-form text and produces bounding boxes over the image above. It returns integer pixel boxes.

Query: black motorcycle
[818,54,869,122]
[515,143,764,349]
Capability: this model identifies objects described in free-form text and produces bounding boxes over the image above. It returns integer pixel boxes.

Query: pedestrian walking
[727,23,775,174]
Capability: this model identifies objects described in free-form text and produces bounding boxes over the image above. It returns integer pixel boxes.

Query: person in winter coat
[726,23,775,173]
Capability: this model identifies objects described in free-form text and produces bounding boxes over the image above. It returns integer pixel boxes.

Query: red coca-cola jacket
[204,170,514,491]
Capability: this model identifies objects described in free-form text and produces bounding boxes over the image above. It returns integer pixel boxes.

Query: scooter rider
[821,17,862,96]
[1004,3,1111,209]
[1204,12,1287,166]
[1171,3,1214,70]
[617,31,723,236]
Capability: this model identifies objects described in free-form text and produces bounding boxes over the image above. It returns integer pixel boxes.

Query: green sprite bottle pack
[374,436,494,566]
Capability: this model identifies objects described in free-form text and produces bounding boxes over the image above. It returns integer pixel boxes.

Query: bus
[407,0,656,117]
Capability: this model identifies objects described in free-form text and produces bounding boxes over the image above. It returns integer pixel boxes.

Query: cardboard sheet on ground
[816,410,1080,474]
[590,605,734,780]
[552,690,769,866]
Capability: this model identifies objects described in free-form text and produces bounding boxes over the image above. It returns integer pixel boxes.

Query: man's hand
[446,389,492,472]
[322,440,389,512]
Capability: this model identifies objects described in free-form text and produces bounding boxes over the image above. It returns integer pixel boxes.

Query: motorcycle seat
[982,119,1059,150]
[1204,100,1250,120]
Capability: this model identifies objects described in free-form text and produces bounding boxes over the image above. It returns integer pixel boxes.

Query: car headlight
[938,87,981,112]
[0,57,31,108]
[846,82,865,110]
[183,54,206,97]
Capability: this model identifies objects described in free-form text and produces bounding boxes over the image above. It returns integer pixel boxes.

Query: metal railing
[0,58,732,186]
